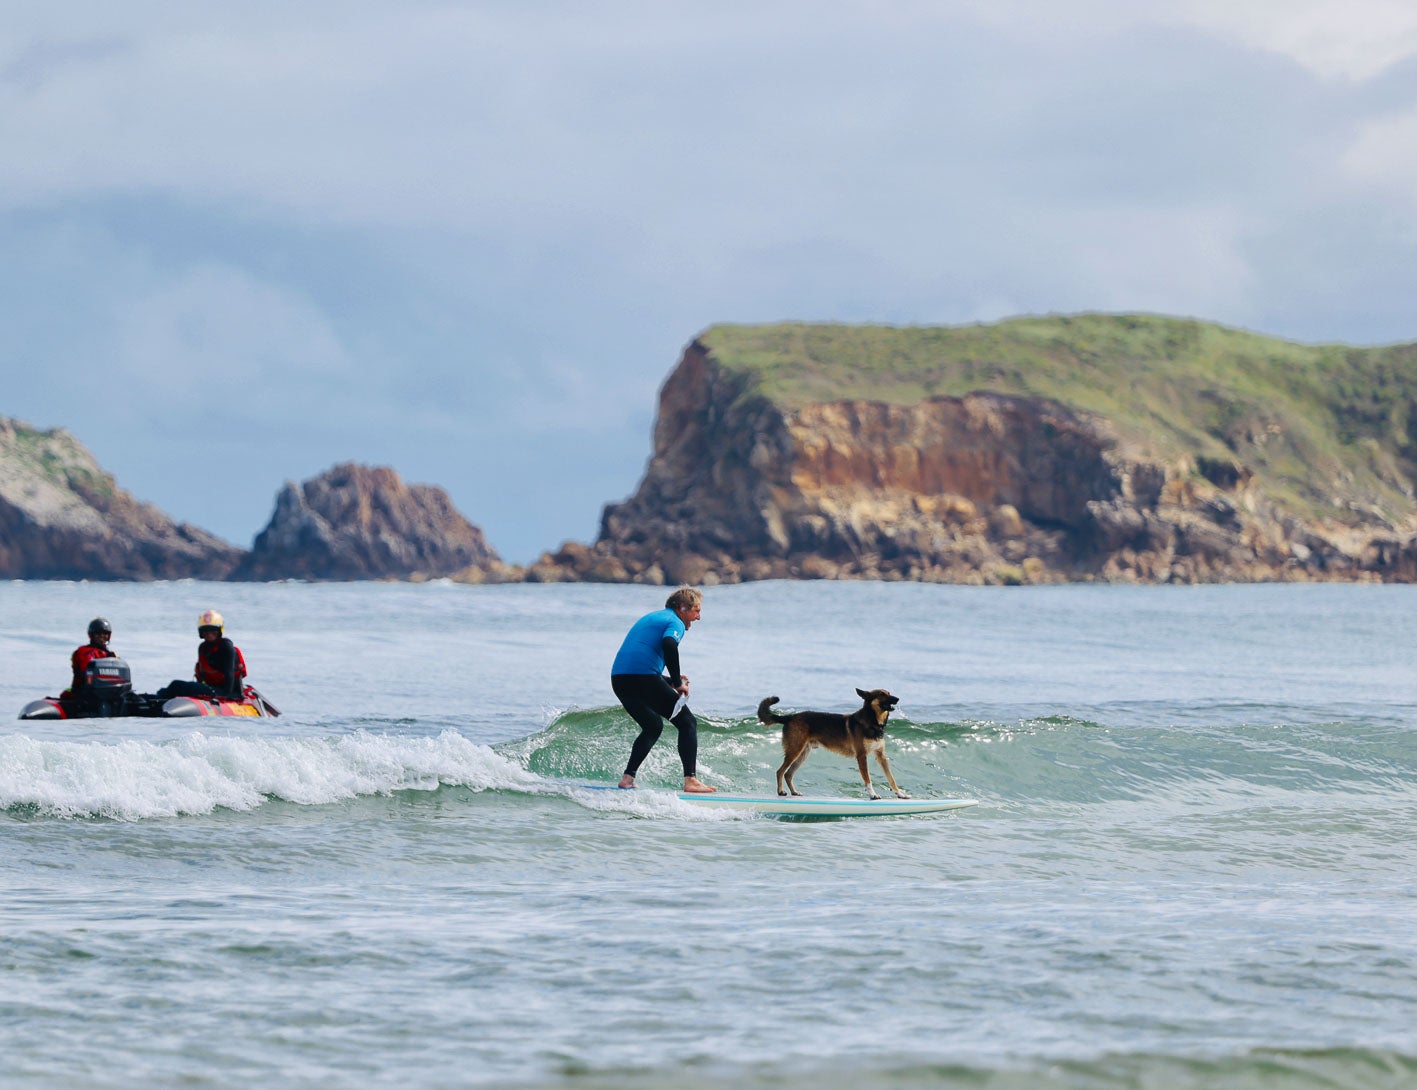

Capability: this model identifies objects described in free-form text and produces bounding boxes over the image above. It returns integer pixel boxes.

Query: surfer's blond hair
[665,586,702,612]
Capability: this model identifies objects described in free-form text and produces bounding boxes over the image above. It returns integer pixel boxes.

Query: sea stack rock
[527,316,1417,584]
[0,416,241,580]
[233,462,502,581]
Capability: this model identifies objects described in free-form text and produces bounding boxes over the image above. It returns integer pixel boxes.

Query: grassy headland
[699,314,1417,525]
[2,420,116,499]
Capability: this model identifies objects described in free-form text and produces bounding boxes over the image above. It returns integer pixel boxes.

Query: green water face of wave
[498,707,988,796]
[498,708,1417,807]
[501,1046,1417,1090]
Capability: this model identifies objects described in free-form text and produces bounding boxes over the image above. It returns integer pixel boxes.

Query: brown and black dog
[757,688,909,800]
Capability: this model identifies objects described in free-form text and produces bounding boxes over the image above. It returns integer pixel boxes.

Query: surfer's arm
[661,636,685,691]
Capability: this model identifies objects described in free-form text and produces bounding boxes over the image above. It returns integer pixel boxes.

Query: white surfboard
[674,793,977,817]
[558,781,976,817]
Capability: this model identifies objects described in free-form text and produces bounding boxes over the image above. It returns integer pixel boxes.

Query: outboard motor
[79,657,134,717]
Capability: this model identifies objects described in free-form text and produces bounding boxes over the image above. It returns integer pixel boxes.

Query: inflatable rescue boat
[18,657,280,720]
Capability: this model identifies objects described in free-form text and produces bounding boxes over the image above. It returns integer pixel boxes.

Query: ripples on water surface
[3,581,1417,1089]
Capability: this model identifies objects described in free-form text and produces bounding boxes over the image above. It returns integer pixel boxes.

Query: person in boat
[611,586,716,794]
[61,617,117,702]
[156,610,248,701]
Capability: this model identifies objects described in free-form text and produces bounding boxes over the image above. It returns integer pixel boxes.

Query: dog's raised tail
[757,696,787,725]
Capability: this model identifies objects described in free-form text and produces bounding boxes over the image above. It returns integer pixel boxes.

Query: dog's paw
[895,791,912,799]
[778,790,789,797]
[868,793,882,801]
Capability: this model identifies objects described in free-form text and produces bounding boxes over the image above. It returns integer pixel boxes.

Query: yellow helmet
[197,609,224,632]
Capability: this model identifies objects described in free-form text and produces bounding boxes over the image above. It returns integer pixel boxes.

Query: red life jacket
[71,644,116,688]
[195,639,248,688]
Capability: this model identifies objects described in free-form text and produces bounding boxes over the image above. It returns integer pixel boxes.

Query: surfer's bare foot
[683,776,717,793]
[618,774,636,789]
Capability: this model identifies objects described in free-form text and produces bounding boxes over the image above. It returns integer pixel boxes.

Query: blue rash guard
[610,608,686,680]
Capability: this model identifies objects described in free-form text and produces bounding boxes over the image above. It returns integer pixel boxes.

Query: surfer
[156,610,248,701]
[62,617,117,701]
[612,586,716,793]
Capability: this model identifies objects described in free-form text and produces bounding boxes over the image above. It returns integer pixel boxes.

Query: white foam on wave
[545,781,753,822]
[0,729,541,821]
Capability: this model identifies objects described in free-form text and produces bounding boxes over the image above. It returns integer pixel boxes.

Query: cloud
[951,0,1417,81]
[1171,0,1417,81]
[3,2,1417,560]
[1342,111,1417,225]
[2,215,347,421]
[112,265,349,406]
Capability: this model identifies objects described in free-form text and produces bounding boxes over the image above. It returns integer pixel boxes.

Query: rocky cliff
[527,316,1417,584]
[0,417,242,580]
[232,462,505,581]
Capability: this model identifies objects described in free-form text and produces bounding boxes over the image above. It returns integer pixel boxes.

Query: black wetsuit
[613,673,699,779]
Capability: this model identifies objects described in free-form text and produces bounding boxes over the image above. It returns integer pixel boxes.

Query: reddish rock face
[0,418,241,580]
[524,341,1402,586]
[233,462,501,581]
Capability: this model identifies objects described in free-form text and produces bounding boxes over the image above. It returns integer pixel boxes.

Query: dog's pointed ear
[856,688,870,700]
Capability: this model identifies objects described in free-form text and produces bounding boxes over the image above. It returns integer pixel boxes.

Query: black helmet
[88,617,112,637]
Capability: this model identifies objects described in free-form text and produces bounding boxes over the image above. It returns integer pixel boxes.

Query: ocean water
[3,579,1417,1089]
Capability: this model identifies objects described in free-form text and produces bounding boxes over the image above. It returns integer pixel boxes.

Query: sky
[4,1,1417,562]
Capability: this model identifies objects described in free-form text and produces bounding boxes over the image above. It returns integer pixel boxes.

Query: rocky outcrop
[0,417,241,580]
[526,328,1417,585]
[232,462,505,581]
[0,423,508,582]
